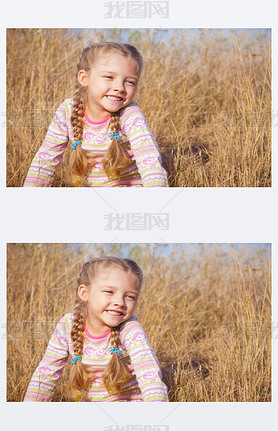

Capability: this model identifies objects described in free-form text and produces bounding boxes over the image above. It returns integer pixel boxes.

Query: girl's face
[78,268,140,336]
[78,53,139,122]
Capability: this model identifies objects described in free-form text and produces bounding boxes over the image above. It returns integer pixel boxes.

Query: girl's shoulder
[48,313,73,345]
[61,98,74,113]
[119,315,144,337]
[56,312,74,331]
[51,99,74,121]
[119,101,144,121]
[119,317,151,350]
[120,100,140,112]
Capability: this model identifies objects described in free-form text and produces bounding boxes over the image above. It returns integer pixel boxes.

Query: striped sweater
[23,99,168,187]
[24,314,168,402]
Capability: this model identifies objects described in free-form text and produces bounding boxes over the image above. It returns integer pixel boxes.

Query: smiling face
[78,53,139,122]
[78,268,140,336]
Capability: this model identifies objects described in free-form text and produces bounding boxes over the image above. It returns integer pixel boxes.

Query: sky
[72,242,271,258]
[72,27,270,48]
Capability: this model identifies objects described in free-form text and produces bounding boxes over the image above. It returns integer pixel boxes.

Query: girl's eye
[104,76,113,79]
[127,295,136,300]
[104,290,113,294]
[126,80,136,86]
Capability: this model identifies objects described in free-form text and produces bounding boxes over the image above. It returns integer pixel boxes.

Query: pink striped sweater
[24,314,168,402]
[23,99,168,187]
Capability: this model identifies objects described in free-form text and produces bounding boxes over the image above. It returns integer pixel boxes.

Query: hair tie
[109,133,120,142]
[70,141,82,150]
[71,355,82,364]
[109,347,121,356]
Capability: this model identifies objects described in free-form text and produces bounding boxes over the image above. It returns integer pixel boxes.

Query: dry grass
[6,28,271,187]
[7,243,271,402]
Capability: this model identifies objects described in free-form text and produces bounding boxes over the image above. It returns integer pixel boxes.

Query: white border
[1,0,278,430]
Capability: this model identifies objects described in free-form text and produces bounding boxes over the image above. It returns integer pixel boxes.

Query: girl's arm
[24,315,69,401]
[23,101,70,187]
[121,317,169,402]
[120,104,169,187]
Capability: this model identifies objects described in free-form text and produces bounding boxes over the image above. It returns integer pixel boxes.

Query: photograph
[7,243,271,402]
[6,28,271,187]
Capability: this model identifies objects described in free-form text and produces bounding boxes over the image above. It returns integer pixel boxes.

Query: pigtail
[102,326,131,394]
[67,87,93,186]
[102,112,131,179]
[67,301,94,401]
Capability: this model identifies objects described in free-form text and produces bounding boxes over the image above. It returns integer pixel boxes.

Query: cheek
[89,295,106,309]
[97,297,108,307]
[128,87,136,96]
[128,301,136,311]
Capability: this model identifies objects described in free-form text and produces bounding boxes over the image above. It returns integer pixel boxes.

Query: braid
[110,112,120,135]
[109,326,121,349]
[67,300,94,401]
[71,88,85,142]
[71,302,85,356]
[102,112,131,179]
[67,87,94,186]
[102,325,131,394]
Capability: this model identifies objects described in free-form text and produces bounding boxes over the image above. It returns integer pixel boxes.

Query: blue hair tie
[109,347,121,356]
[70,141,82,150]
[71,355,82,364]
[109,133,120,142]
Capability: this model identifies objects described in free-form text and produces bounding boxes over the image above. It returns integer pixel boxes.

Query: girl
[24,257,168,402]
[23,42,168,187]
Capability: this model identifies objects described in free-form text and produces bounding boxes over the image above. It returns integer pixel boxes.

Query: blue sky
[72,243,270,258]
[73,28,270,46]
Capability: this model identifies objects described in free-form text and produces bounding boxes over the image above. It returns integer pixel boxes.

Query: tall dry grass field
[7,243,271,402]
[6,29,271,187]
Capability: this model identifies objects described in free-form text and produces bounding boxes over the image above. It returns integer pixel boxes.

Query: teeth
[107,96,122,101]
[107,310,122,316]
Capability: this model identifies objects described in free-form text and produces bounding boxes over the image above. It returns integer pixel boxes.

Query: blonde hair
[67,256,143,401]
[68,42,143,186]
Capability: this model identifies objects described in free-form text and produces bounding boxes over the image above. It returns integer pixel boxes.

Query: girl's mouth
[106,310,124,316]
[106,95,123,102]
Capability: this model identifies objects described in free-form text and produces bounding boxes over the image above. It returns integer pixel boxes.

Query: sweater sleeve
[121,318,169,401]
[120,104,169,187]
[24,315,69,401]
[23,101,70,187]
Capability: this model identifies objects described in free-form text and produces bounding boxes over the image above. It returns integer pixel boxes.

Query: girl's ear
[78,70,89,87]
[78,284,89,301]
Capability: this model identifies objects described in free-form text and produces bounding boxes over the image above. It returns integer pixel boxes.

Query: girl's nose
[113,296,125,307]
[113,80,125,93]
